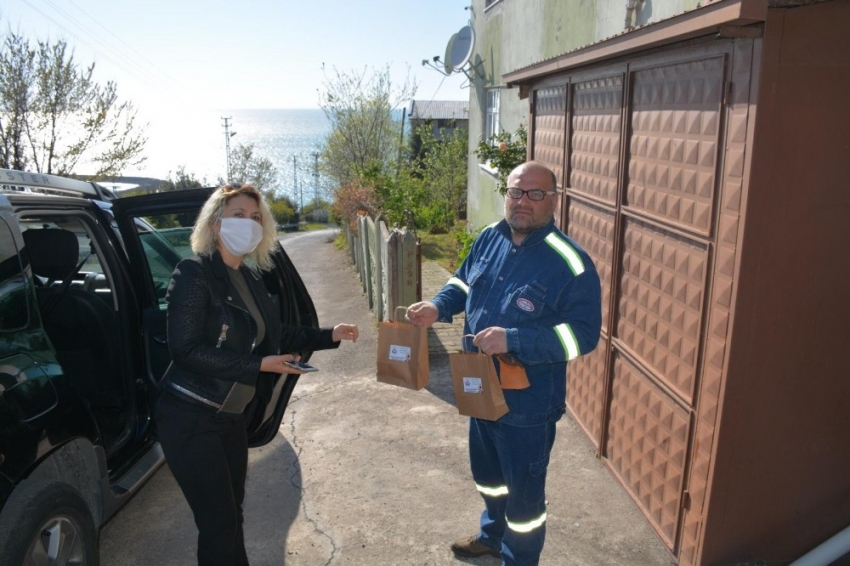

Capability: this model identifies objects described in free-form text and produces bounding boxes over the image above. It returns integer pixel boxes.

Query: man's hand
[472,327,508,356]
[406,301,439,328]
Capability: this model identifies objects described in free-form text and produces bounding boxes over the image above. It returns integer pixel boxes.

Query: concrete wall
[466,0,714,227]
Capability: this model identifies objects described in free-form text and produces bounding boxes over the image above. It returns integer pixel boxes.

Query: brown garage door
[530,38,754,559]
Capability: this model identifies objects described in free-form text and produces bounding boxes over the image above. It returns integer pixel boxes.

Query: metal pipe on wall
[790,525,850,566]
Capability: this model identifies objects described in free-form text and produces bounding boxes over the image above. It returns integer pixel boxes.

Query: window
[0,217,27,331]
[484,88,501,144]
[134,215,194,308]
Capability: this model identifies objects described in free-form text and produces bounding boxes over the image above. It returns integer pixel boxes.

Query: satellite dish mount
[422,24,484,83]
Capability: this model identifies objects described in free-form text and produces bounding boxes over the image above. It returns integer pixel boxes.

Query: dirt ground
[98,228,674,566]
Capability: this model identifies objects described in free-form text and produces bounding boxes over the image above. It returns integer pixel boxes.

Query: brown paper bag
[449,351,508,421]
[376,307,429,390]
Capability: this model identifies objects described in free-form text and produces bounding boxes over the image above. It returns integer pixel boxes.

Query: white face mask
[218,217,263,257]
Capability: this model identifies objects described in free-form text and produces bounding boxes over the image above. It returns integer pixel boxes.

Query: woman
[155,183,358,565]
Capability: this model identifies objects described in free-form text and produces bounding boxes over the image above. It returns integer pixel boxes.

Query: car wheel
[0,481,98,566]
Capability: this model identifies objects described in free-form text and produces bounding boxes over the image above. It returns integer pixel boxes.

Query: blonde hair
[190,183,278,271]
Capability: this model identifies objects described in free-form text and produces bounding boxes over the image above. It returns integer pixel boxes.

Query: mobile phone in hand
[284,361,319,373]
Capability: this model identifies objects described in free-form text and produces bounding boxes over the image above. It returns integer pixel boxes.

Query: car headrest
[23,229,80,281]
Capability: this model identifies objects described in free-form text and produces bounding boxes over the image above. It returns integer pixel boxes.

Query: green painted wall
[480,13,502,87]
[465,0,726,227]
[543,0,597,60]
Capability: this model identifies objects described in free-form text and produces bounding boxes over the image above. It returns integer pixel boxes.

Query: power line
[66,0,182,86]
[15,0,199,107]
[428,73,449,104]
[19,0,159,85]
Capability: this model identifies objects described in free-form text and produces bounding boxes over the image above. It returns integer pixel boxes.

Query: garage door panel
[626,57,724,236]
[567,333,608,449]
[569,76,623,205]
[605,352,691,550]
[616,217,708,403]
[567,199,615,336]
[532,85,567,186]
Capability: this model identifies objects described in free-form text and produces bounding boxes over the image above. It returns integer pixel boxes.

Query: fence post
[397,228,419,308]
[379,221,392,321]
[359,216,371,305]
[369,216,383,321]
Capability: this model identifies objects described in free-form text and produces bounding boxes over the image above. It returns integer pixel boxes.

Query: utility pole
[222,117,236,182]
[293,155,301,220]
[312,152,320,222]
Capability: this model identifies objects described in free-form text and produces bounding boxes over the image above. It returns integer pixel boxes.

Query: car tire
[0,480,99,566]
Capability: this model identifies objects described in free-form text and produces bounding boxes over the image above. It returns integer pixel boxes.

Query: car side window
[0,217,28,331]
[134,215,194,309]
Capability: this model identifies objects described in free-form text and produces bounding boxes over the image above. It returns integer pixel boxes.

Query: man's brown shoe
[450,535,500,558]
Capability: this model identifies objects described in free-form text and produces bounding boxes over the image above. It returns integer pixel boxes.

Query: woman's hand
[261,354,304,374]
[332,323,359,343]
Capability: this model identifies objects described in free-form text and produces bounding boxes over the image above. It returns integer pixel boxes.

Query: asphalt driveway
[98,228,674,565]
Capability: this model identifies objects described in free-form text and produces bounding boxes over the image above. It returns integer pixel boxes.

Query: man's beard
[507,210,545,234]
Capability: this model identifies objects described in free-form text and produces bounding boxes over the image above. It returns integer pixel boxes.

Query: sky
[1,0,473,178]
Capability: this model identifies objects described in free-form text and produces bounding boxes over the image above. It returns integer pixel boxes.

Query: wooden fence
[344,215,420,322]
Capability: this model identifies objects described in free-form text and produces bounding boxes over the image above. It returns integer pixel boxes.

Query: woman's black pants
[156,394,250,566]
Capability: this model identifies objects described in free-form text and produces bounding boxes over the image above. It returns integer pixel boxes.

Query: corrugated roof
[408,100,469,120]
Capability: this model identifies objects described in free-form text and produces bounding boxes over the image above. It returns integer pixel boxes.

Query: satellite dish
[443,33,458,74]
[449,25,475,71]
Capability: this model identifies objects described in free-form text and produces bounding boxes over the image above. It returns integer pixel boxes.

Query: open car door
[111,189,319,446]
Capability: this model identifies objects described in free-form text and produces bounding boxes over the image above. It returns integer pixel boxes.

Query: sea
[126,108,332,202]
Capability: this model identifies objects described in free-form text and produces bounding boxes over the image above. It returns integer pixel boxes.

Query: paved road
[98,228,674,565]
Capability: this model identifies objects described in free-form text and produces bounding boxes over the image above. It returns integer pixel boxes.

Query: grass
[419,232,461,273]
[302,222,331,231]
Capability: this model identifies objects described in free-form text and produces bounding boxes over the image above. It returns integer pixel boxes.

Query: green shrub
[473,125,528,196]
[451,221,481,266]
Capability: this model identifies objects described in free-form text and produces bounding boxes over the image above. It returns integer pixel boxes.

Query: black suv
[0,169,318,565]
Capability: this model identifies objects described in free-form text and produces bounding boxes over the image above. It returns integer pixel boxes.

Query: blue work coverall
[432,218,602,565]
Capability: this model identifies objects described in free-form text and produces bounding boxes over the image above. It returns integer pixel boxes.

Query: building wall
[467,0,721,227]
[466,1,850,562]
[701,2,850,562]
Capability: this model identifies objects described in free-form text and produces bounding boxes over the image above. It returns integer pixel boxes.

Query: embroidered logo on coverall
[516,298,535,312]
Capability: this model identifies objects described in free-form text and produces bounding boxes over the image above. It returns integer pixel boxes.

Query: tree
[225,143,278,195]
[268,194,298,226]
[137,167,208,228]
[0,30,35,171]
[159,166,207,191]
[319,65,415,188]
[0,29,146,178]
[331,178,381,232]
[416,123,469,231]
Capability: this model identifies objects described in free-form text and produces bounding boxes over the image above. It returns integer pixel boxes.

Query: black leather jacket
[163,252,337,412]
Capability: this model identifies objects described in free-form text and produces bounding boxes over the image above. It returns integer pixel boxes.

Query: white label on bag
[463,377,483,393]
[389,345,411,362]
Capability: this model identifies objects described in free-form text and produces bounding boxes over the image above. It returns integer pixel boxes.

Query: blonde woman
[156,183,357,565]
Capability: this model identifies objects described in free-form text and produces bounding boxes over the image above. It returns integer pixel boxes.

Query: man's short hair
[514,161,557,190]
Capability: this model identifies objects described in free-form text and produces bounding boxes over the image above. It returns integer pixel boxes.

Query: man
[407,161,602,566]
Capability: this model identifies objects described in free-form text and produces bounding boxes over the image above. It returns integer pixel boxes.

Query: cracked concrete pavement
[98,228,674,566]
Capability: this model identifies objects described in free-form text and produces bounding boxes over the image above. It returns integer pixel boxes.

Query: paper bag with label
[449,351,508,421]
[376,307,429,390]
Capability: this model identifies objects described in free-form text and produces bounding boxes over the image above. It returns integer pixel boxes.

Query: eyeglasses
[505,187,558,201]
